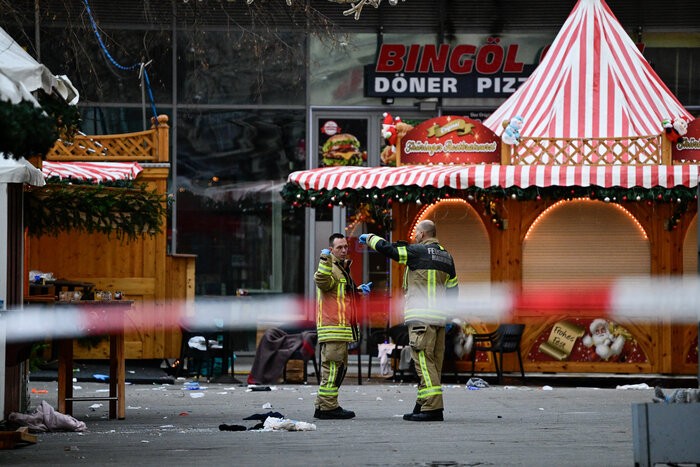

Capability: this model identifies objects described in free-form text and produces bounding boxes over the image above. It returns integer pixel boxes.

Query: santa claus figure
[582,319,626,360]
[381,112,402,165]
[663,116,688,144]
[382,112,399,147]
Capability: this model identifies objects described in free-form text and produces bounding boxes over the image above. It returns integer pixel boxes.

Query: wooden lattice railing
[46,115,169,163]
[504,134,666,165]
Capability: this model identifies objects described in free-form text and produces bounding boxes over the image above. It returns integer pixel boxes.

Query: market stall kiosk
[25,116,195,362]
[283,0,698,377]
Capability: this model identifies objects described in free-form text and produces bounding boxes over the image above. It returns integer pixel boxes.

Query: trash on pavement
[262,417,316,431]
[8,401,87,432]
[466,377,489,389]
[653,386,700,403]
[243,411,284,421]
[219,424,247,431]
[616,383,650,390]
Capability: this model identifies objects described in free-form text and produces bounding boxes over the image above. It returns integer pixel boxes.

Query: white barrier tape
[3,277,700,343]
[611,277,700,322]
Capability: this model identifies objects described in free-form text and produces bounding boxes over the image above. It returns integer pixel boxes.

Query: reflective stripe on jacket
[314,252,357,343]
[366,234,458,326]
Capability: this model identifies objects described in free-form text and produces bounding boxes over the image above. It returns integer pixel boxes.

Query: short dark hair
[329,233,344,246]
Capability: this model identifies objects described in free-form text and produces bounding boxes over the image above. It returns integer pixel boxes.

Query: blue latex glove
[358,282,373,295]
[358,234,369,245]
[320,248,331,255]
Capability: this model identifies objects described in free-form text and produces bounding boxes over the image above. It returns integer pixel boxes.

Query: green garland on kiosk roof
[24,179,168,240]
[281,182,697,231]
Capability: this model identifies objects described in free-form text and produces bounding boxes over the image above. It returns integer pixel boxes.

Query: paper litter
[616,383,651,390]
[261,417,316,431]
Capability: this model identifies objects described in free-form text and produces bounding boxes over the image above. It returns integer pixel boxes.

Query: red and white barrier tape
[2,277,700,343]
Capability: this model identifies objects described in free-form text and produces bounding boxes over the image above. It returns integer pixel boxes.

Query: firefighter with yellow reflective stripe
[313,233,370,420]
[360,220,458,422]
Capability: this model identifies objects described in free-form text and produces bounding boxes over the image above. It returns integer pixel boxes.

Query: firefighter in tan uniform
[313,233,370,420]
[360,220,458,422]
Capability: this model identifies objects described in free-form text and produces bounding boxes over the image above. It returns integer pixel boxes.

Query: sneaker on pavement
[313,407,356,419]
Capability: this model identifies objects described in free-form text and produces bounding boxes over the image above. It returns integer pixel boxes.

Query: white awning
[0,26,78,106]
[0,157,45,186]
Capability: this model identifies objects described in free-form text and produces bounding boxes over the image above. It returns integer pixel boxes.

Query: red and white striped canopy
[287,165,700,191]
[42,161,143,182]
[484,0,692,139]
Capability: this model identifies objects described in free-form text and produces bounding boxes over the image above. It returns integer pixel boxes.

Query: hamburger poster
[399,115,500,165]
[319,119,367,167]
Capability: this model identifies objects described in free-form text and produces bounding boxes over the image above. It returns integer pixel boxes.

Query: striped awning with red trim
[42,161,143,182]
[287,165,700,191]
[483,0,692,139]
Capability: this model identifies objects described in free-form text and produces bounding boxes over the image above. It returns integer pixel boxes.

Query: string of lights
[245,0,404,19]
[281,182,698,231]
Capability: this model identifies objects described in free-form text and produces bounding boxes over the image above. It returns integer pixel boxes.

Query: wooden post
[501,142,511,165]
[395,135,402,166]
[661,134,672,165]
[151,115,170,163]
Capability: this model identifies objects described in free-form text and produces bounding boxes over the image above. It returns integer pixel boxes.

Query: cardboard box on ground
[284,360,305,383]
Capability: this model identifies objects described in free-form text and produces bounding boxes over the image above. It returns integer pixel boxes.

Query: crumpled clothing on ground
[9,400,87,432]
[243,411,284,421]
[466,377,489,389]
[653,386,700,403]
[261,417,316,431]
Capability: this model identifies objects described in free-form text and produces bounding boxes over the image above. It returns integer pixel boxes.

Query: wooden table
[56,300,132,420]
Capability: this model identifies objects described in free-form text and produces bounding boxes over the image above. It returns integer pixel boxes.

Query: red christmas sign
[399,115,500,165]
[672,117,700,162]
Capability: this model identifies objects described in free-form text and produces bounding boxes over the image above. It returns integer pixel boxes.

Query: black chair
[177,329,234,382]
[470,323,526,384]
[387,324,412,381]
[366,327,390,380]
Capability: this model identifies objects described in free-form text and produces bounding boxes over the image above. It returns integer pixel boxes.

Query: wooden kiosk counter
[55,300,133,420]
[26,115,195,361]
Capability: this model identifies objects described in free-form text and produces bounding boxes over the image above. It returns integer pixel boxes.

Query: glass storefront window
[177,190,304,295]
[80,106,169,135]
[645,47,700,106]
[178,29,305,105]
[175,109,306,295]
[40,27,172,104]
[310,33,432,106]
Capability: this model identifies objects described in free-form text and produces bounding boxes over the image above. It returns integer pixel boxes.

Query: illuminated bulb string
[245,0,404,20]
[524,198,648,241]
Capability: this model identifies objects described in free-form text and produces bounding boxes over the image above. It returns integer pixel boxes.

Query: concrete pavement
[1,377,662,466]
